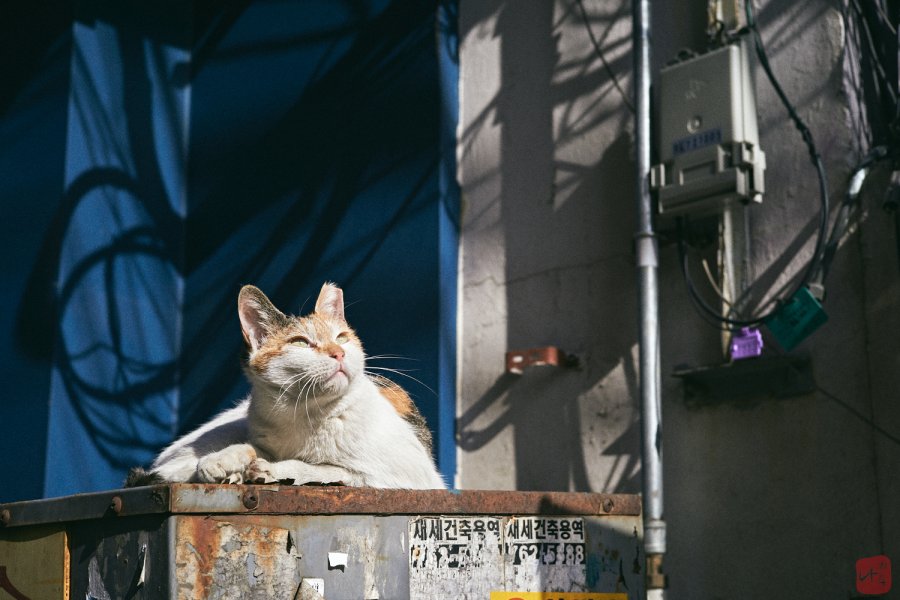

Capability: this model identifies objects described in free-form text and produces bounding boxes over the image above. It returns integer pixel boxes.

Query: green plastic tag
[765,287,828,350]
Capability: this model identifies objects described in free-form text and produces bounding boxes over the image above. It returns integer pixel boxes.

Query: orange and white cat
[127,282,445,489]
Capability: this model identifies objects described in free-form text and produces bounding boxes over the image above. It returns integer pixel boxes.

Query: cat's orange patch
[249,336,288,371]
[374,377,414,417]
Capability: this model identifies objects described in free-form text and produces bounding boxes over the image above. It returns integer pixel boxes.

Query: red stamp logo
[856,555,891,596]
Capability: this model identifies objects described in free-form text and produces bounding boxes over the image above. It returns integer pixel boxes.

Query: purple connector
[730,327,763,360]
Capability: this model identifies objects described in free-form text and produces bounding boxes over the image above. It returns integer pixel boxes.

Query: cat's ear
[314,282,345,322]
[238,285,287,352]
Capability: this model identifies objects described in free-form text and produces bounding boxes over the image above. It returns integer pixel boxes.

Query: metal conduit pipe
[632,0,667,596]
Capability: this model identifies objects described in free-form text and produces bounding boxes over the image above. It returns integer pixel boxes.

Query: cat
[126,282,446,489]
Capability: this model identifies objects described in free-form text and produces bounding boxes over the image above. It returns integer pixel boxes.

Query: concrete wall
[456,0,899,597]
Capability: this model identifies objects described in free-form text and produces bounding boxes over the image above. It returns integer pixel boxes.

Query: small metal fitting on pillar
[646,553,668,597]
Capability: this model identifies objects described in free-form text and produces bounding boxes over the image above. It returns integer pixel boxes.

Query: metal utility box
[651,38,766,217]
[0,485,643,599]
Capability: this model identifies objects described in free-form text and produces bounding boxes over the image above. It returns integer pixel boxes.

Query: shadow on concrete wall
[457,1,642,493]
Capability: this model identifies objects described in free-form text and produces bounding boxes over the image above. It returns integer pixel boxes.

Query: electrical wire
[701,257,734,311]
[744,0,830,285]
[678,2,833,329]
[817,385,900,447]
[759,344,900,448]
[678,218,773,330]
[812,146,889,288]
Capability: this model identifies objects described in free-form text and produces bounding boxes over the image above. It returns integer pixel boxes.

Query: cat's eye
[335,332,350,344]
[291,337,311,348]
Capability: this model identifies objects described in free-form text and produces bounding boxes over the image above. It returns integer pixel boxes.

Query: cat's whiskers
[365,354,417,362]
[311,362,335,417]
[273,372,313,417]
[270,355,351,428]
[365,365,436,396]
[295,375,318,428]
[276,371,307,400]
[291,380,304,425]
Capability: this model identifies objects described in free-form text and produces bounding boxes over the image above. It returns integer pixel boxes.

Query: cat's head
[237,282,365,404]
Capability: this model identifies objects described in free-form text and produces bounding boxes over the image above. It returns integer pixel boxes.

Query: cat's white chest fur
[250,377,444,489]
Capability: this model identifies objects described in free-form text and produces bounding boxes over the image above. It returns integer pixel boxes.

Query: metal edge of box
[0,485,170,529]
[1,486,641,528]
[168,486,642,517]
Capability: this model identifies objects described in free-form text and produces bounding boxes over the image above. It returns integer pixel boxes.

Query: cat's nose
[330,347,345,361]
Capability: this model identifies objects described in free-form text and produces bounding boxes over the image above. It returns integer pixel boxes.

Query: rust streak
[170,485,642,517]
[176,516,219,597]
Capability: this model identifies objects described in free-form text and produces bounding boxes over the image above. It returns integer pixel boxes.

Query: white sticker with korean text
[408,516,587,598]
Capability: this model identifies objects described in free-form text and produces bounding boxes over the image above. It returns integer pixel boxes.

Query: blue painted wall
[0,0,457,502]
[0,1,73,503]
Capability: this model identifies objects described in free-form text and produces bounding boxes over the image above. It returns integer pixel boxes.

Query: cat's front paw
[245,458,275,484]
[196,444,257,483]
[245,458,295,485]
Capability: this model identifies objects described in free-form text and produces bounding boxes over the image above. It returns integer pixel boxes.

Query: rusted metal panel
[168,513,642,599]
[1,487,643,598]
[0,525,69,599]
[0,486,170,528]
[169,485,642,517]
[174,516,302,599]
[172,514,415,599]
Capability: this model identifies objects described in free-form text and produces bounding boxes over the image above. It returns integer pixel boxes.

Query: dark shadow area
[0,2,74,503]
[68,515,169,600]
[178,0,448,433]
[0,2,74,115]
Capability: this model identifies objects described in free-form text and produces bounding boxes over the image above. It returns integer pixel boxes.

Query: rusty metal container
[0,485,643,599]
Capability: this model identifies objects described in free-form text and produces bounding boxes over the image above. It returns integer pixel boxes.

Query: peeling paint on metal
[175,517,299,599]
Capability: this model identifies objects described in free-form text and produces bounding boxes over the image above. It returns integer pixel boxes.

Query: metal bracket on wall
[673,354,815,406]
[505,347,579,375]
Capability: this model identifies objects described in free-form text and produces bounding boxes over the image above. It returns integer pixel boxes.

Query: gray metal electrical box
[651,38,766,217]
[0,485,643,599]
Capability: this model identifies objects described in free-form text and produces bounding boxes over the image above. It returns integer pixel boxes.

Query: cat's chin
[322,371,351,395]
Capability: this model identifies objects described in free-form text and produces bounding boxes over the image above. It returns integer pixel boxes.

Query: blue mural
[0,0,458,501]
